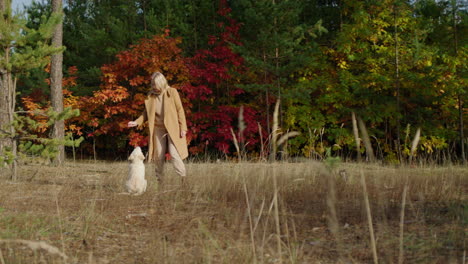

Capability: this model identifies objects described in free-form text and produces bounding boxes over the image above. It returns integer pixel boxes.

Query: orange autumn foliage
[81,32,191,147]
[22,66,84,136]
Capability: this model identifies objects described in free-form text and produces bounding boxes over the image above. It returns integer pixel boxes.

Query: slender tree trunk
[352,112,361,162]
[452,0,466,163]
[273,0,281,127]
[269,100,280,162]
[357,115,375,162]
[0,76,8,158]
[339,0,343,31]
[191,0,198,51]
[3,46,18,180]
[165,0,169,27]
[9,76,17,180]
[459,96,465,163]
[142,0,147,32]
[0,1,8,156]
[51,0,65,164]
[409,127,421,165]
[263,50,270,135]
[394,3,402,163]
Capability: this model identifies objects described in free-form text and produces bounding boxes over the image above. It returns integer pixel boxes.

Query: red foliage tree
[185,0,264,155]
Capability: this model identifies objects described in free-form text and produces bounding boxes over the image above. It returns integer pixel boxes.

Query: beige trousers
[153,127,186,180]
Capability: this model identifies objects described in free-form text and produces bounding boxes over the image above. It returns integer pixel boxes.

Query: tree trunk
[394,3,402,163]
[409,127,421,165]
[0,0,8,156]
[9,76,18,180]
[51,0,65,164]
[452,0,466,164]
[269,99,280,162]
[263,50,270,135]
[2,70,17,180]
[273,0,281,128]
[459,95,465,163]
[352,112,361,162]
[0,2,18,179]
[357,115,375,162]
[0,73,8,157]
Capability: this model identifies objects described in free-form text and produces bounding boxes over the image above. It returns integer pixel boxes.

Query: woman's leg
[153,127,168,182]
[167,136,186,178]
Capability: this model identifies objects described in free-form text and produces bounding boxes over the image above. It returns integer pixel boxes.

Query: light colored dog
[125,147,147,195]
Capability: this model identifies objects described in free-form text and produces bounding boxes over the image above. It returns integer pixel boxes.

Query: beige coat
[135,87,188,161]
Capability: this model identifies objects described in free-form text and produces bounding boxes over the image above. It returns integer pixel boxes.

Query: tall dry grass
[0,160,466,263]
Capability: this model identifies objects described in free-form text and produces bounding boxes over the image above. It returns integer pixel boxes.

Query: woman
[128,72,188,184]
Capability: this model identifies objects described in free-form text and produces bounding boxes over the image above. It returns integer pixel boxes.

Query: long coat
[135,87,188,161]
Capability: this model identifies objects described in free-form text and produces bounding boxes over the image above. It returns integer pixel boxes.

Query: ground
[0,160,466,263]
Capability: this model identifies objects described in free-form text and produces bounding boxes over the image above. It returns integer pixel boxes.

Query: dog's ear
[128,149,137,161]
[138,152,145,160]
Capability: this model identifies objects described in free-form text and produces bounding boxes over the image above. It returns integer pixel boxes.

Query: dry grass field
[0,160,466,263]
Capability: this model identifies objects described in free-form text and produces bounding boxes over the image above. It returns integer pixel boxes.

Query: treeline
[17,0,468,163]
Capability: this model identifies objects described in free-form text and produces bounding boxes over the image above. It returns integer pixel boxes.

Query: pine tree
[50,0,64,164]
[230,0,317,134]
[0,0,61,179]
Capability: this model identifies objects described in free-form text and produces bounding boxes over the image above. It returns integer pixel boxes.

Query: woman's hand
[180,130,187,138]
[128,121,137,128]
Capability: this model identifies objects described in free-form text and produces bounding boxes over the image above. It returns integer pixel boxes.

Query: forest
[1,0,467,163]
[0,1,467,263]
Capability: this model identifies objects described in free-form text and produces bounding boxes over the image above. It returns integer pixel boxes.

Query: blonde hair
[151,72,169,92]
